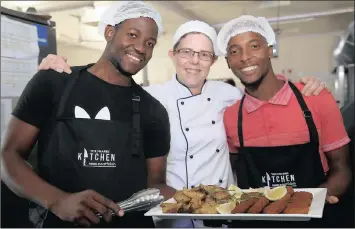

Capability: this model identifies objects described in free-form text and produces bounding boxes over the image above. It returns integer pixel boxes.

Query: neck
[245,70,284,101]
[190,87,202,95]
[176,75,204,95]
[89,56,132,87]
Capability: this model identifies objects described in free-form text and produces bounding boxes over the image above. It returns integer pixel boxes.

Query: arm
[0,71,67,208]
[319,145,351,201]
[314,90,352,203]
[1,117,67,208]
[146,156,175,200]
[1,71,121,225]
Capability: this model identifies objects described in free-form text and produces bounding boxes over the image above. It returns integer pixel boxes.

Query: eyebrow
[127,27,157,42]
[248,39,262,43]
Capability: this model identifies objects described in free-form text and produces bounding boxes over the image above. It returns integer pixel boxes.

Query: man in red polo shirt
[218,15,351,227]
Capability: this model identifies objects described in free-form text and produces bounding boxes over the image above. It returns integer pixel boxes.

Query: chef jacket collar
[173,74,207,97]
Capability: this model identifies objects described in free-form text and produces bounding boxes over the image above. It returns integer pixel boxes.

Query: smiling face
[226,31,273,87]
[104,17,158,76]
[169,33,216,90]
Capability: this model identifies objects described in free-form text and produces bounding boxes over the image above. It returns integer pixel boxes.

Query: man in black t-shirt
[1,1,174,228]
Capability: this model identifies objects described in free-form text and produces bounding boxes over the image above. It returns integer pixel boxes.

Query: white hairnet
[216,15,276,56]
[173,20,218,54]
[98,1,163,37]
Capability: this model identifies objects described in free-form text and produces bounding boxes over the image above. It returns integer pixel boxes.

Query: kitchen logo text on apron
[77,148,116,167]
[262,172,297,188]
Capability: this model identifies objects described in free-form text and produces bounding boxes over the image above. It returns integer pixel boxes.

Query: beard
[240,73,266,91]
[110,56,133,78]
[238,67,269,91]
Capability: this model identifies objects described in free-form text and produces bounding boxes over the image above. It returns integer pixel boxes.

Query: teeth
[186,69,200,74]
[127,54,141,62]
[241,65,257,72]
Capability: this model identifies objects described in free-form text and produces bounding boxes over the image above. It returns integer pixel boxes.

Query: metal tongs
[96,188,164,219]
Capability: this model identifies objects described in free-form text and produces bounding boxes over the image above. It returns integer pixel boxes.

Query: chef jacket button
[181,101,184,105]
[212,120,215,124]
[190,155,193,159]
[207,98,211,101]
[219,179,223,183]
[216,149,220,153]
[186,128,189,131]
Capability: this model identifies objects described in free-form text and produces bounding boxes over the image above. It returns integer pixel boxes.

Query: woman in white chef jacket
[38,20,326,228]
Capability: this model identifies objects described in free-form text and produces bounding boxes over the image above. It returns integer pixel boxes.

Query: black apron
[229,81,338,228]
[29,66,154,228]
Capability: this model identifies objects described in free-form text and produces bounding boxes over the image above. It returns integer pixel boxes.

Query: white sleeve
[143,84,167,107]
[220,83,244,108]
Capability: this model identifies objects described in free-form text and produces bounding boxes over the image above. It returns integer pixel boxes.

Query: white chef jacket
[145,75,243,190]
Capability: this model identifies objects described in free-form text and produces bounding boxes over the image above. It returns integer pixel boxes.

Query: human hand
[299,76,330,96]
[38,54,72,74]
[49,189,123,227]
[325,195,339,204]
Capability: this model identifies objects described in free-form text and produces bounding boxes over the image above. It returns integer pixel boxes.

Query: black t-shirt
[12,65,170,160]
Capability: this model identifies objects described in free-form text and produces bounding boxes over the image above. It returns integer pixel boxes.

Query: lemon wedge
[228,184,243,196]
[216,202,236,214]
[264,186,287,201]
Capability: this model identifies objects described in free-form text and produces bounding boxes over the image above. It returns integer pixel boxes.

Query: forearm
[148,183,175,200]
[319,167,352,197]
[1,151,67,208]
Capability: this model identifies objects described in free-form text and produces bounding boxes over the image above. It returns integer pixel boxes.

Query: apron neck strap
[288,81,319,146]
[131,93,141,157]
[56,65,92,118]
[238,95,246,148]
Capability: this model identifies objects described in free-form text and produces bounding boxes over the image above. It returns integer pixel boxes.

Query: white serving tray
[144,188,327,221]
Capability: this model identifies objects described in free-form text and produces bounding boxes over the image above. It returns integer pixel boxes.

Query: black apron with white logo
[230,81,335,228]
[30,66,154,228]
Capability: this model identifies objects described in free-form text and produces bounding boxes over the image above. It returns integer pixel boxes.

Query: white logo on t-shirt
[74,106,111,120]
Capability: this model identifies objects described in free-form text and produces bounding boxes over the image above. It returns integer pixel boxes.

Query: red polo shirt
[224,75,350,173]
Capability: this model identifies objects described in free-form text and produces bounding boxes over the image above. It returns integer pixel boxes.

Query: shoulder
[135,84,168,116]
[292,82,335,104]
[27,69,72,92]
[208,80,243,97]
[224,99,241,118]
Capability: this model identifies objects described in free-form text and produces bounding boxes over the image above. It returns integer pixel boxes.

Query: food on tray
[264,186,287,201]
[160,184,314,215]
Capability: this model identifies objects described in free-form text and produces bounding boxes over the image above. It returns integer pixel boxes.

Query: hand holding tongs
[95,188,164,219]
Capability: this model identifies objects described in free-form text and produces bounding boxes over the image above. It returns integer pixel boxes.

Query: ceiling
[1,1,354,51]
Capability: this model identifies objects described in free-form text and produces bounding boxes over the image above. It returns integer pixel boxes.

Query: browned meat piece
[262,193,291,214]
[212,190,231,201]
[194,203,219,214]
[183,189,206,200]
[291,191,313,204]
[247,196,270,214]
[200,184,222,194]
[180,203,192,213]
[287,201,310,208]
[283,205,310,214]
[204,195,217,205]
[161,202,183,213]
[286,186,294,196]
[190,197,203,211]
[173,190,191,203]
[232,198,258,213]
